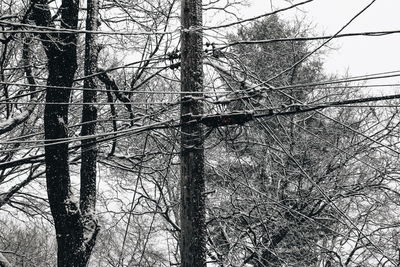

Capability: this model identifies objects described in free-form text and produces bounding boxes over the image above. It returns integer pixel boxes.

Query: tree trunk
[180,0,205,264]
[80,0,99,221]
[32,0,98,265]
[79,0,101,260]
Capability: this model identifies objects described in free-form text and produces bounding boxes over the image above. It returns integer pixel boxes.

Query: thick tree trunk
[40,0,85,264]
[32,0,98,265]
[180,0,205,264]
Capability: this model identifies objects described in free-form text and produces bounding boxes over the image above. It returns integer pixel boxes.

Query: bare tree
[30,0,99,265]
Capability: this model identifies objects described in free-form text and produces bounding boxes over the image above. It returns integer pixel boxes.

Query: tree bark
[80,0,99,220]
[180,0,205,264]
[79,0,101,261]
[32,0,98,265]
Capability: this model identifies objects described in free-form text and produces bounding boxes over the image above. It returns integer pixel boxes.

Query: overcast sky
[245,0,400,80]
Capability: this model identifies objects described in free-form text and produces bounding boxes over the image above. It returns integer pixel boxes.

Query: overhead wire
[0,119,177,170]
[0,98,181,148]
[74,56,169,81]
[1,103,180,143]
[202,61,400,104]
[0,100,182,106]
[274,71,400,91]
[0,21,180,36]
[5,69,400,111]
[3,81,400,163]
[4,70,400,98]
[3,54,400,110]
[0,117,173,152]
[259,0,378,87]
[4,81,400,150]
[217,29,400,50]
[262,82,400,157]
[203,0,315,31]
[0,1,313,35]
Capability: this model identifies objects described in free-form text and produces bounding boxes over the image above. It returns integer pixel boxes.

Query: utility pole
[180,0,206,264]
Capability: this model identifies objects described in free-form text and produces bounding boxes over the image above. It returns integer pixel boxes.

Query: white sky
[245,0,400,79]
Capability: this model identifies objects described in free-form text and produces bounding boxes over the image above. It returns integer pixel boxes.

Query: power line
[218,29,400,50]
[1,103,178,144]
[264,0,378,85]
[4,70,400,97]
[7,85,400,153]
[249,92,400,158]
[6,87,400,134]
[0,21,179,36]
[212,67,400,104]
[0,100,181,106]
[203,0,315,30]
[1,1,314,36]
[5,83,400,144]
[74,56,169,81]
[0,119,176,170]
[275,71,400,91]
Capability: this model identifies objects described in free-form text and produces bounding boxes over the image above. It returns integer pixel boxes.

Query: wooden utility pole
[180,0,206,264]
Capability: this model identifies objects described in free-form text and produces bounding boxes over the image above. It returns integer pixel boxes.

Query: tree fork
[180,0,206,264]
[32,0,98,264]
